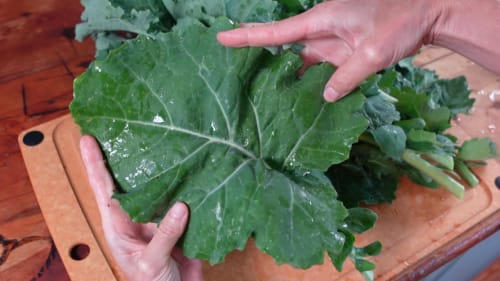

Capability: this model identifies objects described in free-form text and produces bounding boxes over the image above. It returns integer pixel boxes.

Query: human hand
[79,135,204,281]
[217,0,441,102]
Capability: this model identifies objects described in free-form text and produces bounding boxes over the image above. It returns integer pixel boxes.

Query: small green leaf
[458,138,499,161]
[396,118,426,132]
[354,259,376,272]
[432,78,474,116]
[350,241,382,281]
[354,241,383,257]
[378,68,398,89]
[395,58,473,116]
[363,95,400,129]
[329,230,355,272]
[391,88,451,133]
[407,129,437,152]
[370,125,406,160]
[421,106,451,132]
[344,208,378,234]
[277,0,326,16]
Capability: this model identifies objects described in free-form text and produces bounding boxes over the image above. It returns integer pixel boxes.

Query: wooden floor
[0,1,94,280]
[0,1,498,281]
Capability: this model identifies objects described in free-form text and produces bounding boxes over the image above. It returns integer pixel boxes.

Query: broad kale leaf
[75,0,324,58]
[75,0,172,58]
[71,18,370,268]
[163,0,280,23]
[73,0,498,277]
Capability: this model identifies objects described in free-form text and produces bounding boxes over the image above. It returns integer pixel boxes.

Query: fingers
[324,44,388,102]
[300,38,353,66]
[141,202,189,264]
[217,11,318,47]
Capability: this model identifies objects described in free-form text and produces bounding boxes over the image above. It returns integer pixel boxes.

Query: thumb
[323,45,386,102]
[80,135,116,225]
[142,202,189,263]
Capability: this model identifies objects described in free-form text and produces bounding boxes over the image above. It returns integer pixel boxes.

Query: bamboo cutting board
[18,49,500,281]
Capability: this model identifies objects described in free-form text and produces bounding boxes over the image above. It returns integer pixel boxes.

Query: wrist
[426,0,500,73]
[422,0,457,46]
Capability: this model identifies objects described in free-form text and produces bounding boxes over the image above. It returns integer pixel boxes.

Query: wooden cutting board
[18,114,499,281]
[18,48,500,281]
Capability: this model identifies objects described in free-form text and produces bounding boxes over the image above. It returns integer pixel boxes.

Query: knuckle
[157,218,182,238]
[137,259,157,279]
[136,258,176,281]
[331,69,354,90]
[331,76,353,94]
[358,44,387,68]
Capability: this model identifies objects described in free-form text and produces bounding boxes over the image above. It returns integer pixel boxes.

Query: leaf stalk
[402,149,465,199]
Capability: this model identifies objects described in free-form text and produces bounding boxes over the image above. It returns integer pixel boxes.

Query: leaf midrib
[282,103,327,169]
[88,115,257,159]
[179,42,233,139]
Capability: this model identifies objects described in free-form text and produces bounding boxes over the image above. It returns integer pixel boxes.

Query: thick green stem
[361,270,375,281]
[455,161,479,187]
[402,149,465,199]
[424,152,454,170]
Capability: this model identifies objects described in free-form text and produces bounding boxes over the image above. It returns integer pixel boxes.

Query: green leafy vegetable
[330,61,497,205]
[328,143,399,207]
[75,0,172,58]
[162,0,280,23]
[71,17,370,269]
[76,0,326,58]
[458,138,498,161]
[72,0,498,279]
[350,241,383,281]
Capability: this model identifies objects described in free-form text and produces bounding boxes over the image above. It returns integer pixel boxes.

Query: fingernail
[324,87,339,102]
[169,202,187,219]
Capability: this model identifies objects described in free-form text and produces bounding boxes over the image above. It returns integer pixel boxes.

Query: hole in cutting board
[69,243,90,261]
[495,176,500,189]
[23,130,44,146]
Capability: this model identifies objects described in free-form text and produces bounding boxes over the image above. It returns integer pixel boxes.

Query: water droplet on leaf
[153,114,164,123]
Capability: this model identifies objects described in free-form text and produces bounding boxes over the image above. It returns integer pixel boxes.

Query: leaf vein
[91,116,257,159]
[179,44,233,139]
[192,159,254,213]
[117,59,174,125]
[283,104,327,169]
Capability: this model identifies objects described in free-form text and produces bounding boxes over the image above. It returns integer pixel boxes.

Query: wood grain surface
[0,1,498,281]
[0,0,93,280]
